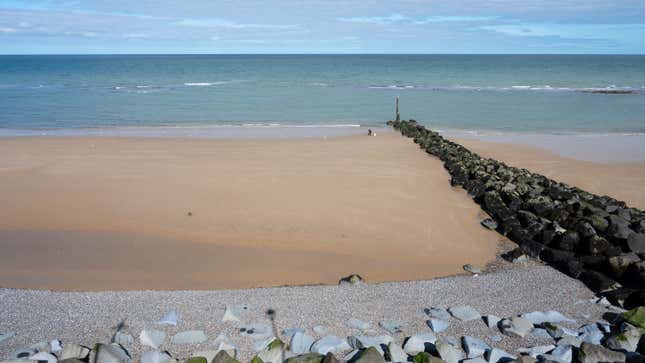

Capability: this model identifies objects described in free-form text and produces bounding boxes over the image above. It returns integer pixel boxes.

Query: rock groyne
[387,120,645,309]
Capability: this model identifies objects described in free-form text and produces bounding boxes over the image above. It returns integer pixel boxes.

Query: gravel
[0,265,609,362]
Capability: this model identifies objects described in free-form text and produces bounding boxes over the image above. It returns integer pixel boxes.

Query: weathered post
[395,96,400,122]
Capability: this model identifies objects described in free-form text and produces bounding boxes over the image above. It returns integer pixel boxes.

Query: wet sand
[0,133,501,290]
[456,138,645,209]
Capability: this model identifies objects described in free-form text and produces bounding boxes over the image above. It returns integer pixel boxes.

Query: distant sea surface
[1,54,645,134]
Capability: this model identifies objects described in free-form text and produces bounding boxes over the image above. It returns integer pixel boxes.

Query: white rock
[499,317,533,338]
[213,334,237,357]
[115,332,134,346]
[253,337,275,353]
[60,344,91,360]
[484,315,501,329]
[461,336,490,359]
[426,307,451,321]
[222,305,248,323]
[290,332,315,354]
[29,352,57,363]
[347,318,371,331]
[141,351,172,363]
[520,311,575,325]
[557,336,582,348]
[95,343,131,363]
[530,328,552,339]
[545,324,578,339]
[517,345,555,358]
[171,330,207,345]
[403,333,437,356]
[386,342,407,363]
[242,323,273,341]
[310,336,351,355]
[379,322,405,334]
[282,328,305,339]
[436,341,462,363]
[157,310,179,326]
[427,319,449,333]
[578,324,603,345]
[313,326,328,335]
[140,329,166,349]
[539,345,572,363]
[191,351,217,362]
[485,348,515,363]
[49,340,63,353]
[462,358,488,363]
[449,306,481,321]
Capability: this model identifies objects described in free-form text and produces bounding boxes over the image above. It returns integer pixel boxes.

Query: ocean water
[1,54,645,133]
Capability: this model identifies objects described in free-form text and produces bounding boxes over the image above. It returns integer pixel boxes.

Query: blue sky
[1,0,644,54]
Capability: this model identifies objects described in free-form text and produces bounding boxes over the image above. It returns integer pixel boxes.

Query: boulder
[608,216,634,241]
[29,352,57,363]
[517,345,556,358]
[461,336,490,359]
[624,291,645,310]
[157,310,179,326]
[604,324,642,352]
[385,342,407,363]
[481,219,498,230]
[628,234,645,254]
[311,336,351,355]
[213,351,241,363]
[412,352,446,363]
[94,343,131,363]
[483,315,501,329]
[540,345,572,363]
[577,324,603,345]
[347,318,371,331]
[622,307,645,329]
[222,305,248,322]
[114,332,134,346]
[427,319,449,333]
[351,347,386,363]
[379,322,404,335]
[578,342,625,363]
[139,330,166,349]
[291,332,315,355]
[485,349,515,363]
[257,339,285,363]
[339,275,364,285]
[403,333,437,356]
[499,317,534,338]
[426,308,451,321]
[448,306,480,321]
[609,254,641,279]
[436,341,461,363]
[60,344,90,360]
[322,352,340,363]
[579,270,621,292]
[141,351,173,363]
[286,353,324,363]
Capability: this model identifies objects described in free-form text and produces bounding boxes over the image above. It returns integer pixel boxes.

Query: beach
[0,131,504,290]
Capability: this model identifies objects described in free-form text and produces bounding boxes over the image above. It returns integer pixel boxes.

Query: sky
[1,0,645,54]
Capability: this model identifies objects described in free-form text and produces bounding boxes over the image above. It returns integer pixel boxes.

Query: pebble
[463,264,483,275]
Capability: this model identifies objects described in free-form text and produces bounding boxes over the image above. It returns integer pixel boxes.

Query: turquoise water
[1,54,644,132]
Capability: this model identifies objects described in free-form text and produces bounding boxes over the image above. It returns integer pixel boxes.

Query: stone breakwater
[387,120,645,309]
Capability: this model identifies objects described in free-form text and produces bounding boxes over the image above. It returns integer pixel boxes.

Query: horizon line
[1,52,645,56]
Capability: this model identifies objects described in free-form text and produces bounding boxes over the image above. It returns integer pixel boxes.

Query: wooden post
[395,96,400,122]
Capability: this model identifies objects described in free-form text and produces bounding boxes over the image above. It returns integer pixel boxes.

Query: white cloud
[174,18,297,29]
[123,32,147,39]
[338,13,499,25]
[0,26,17,33]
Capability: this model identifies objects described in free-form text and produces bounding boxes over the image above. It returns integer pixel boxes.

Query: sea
[1,54,645,160]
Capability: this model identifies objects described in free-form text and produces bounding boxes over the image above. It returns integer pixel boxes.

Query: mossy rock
[250,357,265,363]
[212,351,240,363]
[285,353,325,363]
[184,358,208,363]
[412,352,446,363]
[622,306,645,329]
[351,347,385,363]
[267,338,285,351]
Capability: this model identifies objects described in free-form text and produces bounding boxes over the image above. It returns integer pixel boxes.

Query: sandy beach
[455,138,645,209]
[0,132,502,290]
